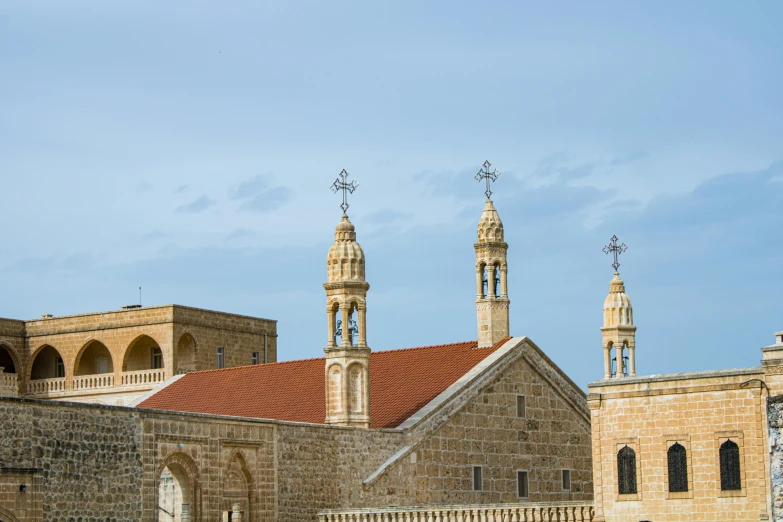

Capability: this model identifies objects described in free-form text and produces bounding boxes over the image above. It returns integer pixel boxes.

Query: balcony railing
[318,502,595,522]
[72,374,114,391]
[0,373,18,397]
[26,377,66,395]
[121,368,166,386]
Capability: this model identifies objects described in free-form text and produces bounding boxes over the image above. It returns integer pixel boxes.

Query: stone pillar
[476,268,483,299]
[628,344,636,377]
[341,305,351,347]
[181,503,191,522]
[327,307,336,348]
[358,307,367,347]
[230,504,242,521]
[603,346,611,379]
[486,265,496,298]
[499,266,508,298]
[615,345,624,378]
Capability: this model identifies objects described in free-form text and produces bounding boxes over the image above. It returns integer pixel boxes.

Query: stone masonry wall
[275,424,405,522]
[589,372,770,522]
[362,349,593,507]
[0,398,144,521]
[768,395,783,520]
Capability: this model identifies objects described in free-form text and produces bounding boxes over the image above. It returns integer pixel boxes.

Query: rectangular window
[472,466,483,491]
[516,395,526,418]
[55,357,65,378]
[151,348,163,370]
[96,356,108,374]
[517,471,529,498]
[216,347,225,369]
[251,351,260,365]
[562,469,571,491]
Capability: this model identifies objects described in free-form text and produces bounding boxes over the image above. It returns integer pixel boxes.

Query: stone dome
[603,273,633,327]
[477,200,505,243]
[327,215,365,283]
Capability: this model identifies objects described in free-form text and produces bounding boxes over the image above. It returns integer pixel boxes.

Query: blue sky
[1,1,781,389]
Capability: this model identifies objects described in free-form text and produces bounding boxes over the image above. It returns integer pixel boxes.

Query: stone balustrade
[26,377,67,395]
[121,368,166,386]
[318,502,595,522]
[73,374,115,391]
[0,372,18,397]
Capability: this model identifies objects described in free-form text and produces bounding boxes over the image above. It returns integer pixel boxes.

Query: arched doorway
[0,344,17,374]
[222,452,254,522]
[75,340,114,376]
[29,345,65,380]
[175,333,197,375]
[122,335,165,386]
[158,454,199,522]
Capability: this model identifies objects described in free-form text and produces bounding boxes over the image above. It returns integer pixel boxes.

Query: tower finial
[330,169,359,215]
[475,160,500,199]
[603,234,628,272]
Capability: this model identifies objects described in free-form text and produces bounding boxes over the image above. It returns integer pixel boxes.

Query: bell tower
[474,161,510,348]
[600,235,636,378]
[324,170,371,428]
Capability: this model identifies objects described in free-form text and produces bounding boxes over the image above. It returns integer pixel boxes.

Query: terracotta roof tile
[137,338,510,429]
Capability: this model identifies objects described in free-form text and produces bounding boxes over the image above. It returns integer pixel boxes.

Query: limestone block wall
[0,398,144,521]
[362,351,593,507]
[768,395,783,520]
[588,370,770,522]
[275,424,405,521]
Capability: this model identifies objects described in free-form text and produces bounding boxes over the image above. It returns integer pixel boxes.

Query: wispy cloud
[174,184,189,194]
[611,151,649,166]
[175,195,216,214]
[230,175,292,213]
[136,182,153,194]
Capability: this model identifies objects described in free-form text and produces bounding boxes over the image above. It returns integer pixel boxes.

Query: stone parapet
[318,502,596,522]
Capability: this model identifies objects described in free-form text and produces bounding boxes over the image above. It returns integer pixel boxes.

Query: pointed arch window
[617,446,637,494]
[720,439,741,491]
[667,443,688,492]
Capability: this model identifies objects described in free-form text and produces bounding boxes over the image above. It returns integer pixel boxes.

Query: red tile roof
[137,338,510,429]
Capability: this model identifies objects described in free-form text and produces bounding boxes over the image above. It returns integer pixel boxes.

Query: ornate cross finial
[603,234,628,271]
[330,169,359,214]
[475,160,501,199]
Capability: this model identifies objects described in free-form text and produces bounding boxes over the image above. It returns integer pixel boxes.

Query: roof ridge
[373,340,478,355]
[180,355,325,376]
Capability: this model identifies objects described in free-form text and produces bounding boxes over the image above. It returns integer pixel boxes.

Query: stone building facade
[587,263,783,521]
[0,178,596,521]
[0,305,277,406]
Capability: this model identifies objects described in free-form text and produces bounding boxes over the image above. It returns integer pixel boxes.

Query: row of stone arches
[0,332,199,384]
[157,450,256,522]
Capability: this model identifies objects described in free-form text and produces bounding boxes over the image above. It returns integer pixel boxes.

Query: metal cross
[330,169,359,214]
[475,160,500,199]
[603,234,628,271]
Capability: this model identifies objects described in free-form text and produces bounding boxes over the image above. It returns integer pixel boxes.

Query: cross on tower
[475,160,500,199]
[330,169,359,214]
[603,234,628,271]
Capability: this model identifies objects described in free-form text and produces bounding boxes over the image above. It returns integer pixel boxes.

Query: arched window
[667,443,688,492]
[720,439,741,491]
[617,446,637,494]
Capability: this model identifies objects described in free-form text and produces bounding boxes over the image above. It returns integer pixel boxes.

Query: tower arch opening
[29,345,65,380]
[176,333,197,374]
[123,334,164,372]
[0,344,18,374]
[74,340,114,376]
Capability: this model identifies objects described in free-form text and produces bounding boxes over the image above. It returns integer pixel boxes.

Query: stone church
[0,170,595,521]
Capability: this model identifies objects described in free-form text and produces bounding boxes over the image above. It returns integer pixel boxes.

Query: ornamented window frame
[664,435,693,500]
[716,431,746,498]
[614,438,642,501]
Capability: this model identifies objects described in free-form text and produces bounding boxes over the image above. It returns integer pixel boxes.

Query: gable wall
[360,348,593,506]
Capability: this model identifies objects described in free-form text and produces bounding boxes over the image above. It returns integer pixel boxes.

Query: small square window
[516,395,526,418]
[251,351,260,365]
[472,466,483,491]
[216,347,225,369]
[562,469,571,491]
[517,470,529,498]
